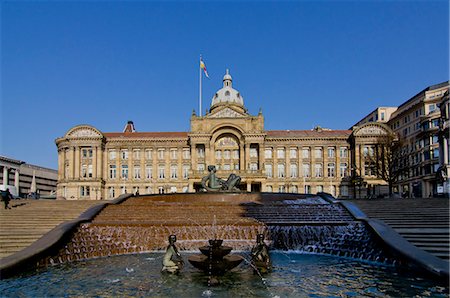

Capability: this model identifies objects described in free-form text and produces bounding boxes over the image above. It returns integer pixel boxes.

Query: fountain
[188,239,243,276]
[0,187,449,295]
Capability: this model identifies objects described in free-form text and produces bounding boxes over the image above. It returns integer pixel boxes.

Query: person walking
[1,188,13,209]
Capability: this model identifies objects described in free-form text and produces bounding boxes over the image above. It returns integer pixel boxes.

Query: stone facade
[55,70,395,200]
[0,156,57,197]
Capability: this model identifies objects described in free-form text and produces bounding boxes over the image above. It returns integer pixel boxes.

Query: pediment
[353,123,391,137]
[66,125,103,138]
[208,107,247,118]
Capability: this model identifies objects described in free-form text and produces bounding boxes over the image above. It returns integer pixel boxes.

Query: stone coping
[339,200,449,281]
[0,194,133,280]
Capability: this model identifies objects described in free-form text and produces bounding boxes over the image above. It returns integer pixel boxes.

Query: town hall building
[55,70,409,200]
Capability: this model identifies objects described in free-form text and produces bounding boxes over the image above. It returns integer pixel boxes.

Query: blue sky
[1,0,449,169]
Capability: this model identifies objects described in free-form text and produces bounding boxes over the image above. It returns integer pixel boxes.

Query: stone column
[74,147,80,178]
[239,144,245,171]
[14,170,20,194]
[245,143,251,171]
[258,143,264,171]
[3,166,8,187]
[92,146,97,179]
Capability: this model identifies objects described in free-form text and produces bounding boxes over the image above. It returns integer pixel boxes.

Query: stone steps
[0,200,101,259]
[348,198,449,261]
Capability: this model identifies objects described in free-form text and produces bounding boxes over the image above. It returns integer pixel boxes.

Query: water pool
[1,252,448,297]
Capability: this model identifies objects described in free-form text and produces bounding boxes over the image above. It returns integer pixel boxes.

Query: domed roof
[211,69,244,107]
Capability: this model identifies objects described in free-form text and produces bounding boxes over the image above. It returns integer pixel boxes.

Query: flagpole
[199,56,202,117]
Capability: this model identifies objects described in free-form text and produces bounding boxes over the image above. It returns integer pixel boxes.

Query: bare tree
[365,134,407,196]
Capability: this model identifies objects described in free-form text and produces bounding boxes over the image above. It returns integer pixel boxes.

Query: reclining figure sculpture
[201,165,241,192]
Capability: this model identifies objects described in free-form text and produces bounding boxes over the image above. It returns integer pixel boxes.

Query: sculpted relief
[67,127,102,138]
[209,108,245,118]
[355,124,389,136]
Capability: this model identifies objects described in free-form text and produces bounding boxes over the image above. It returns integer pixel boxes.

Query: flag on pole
[200,57,210,78]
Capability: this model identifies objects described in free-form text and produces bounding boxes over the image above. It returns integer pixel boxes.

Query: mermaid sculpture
[161,235,184,274]
[251,234,272,274]
[201,165,241,192]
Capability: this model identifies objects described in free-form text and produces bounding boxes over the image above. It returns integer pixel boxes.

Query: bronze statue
[161,235,184,274]
[251,234,272,274]
[201,165,241,192]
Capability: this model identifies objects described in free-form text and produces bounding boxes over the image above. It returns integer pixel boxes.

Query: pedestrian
[1,188,13,209]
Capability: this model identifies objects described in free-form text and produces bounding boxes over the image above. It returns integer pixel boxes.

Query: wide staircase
[0,200,101,259]
[348,198,450,261]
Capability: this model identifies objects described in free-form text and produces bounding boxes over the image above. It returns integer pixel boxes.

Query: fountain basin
[188,254,244,275]
[199,245,232,258]
[1,252,448,297]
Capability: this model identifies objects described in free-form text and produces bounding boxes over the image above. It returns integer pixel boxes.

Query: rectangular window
[304,185,311,194]
[134,166,141,179]
[158,149,165,159]
[108,187,115,199]
[232,150,239,159]
[265,164,273,178]
[158,166,165,179]
[314,164,323,177]
[223,164,231,170]
[363,146,375,157]
[81,165,87,178]
[327,163,335,177]
[88,165,93,178]
[121,165,128,179]
[340,163,348,177]
[224,150,231,159]
[364,162,376,176]
[302,148,310,159]
[290,148,297,159]
[339,147,348,158]
[82,148,93,158]
[133,187,139,195]
[277,164,285,178]
[277,148,285,159]
[80,186,90,197]
[145,149,153,160]
[265,148,273,159]
[381,112,385,121]
[432,135,439,144]
[170,165,178,179]
[170,149,178,159]
[250,148,258,158]
[183,165,190,179]
[327,147,335,158]
[183,149,190,159]
[317,185,323,193]
[121,150,128,160]
[197,163,205,172]
[133,149,140,160]
[278,185,286,193]
[290,164,298,178]
[145,166,152,179]
[432,148,439,159]
[109,150,116,160]
[302,163,310,177]
[315,148,323,159]
[250,163,258,171]
[215,150,222,159]
[197,145,205,158]
[109,165,117,179]
[429,104,436,113]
